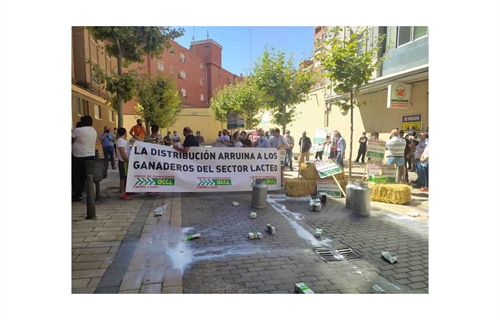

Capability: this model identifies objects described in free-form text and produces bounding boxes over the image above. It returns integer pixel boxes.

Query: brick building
[71,26,118,154]
[123,38,242,142]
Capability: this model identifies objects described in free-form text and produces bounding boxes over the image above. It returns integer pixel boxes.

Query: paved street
[72,161,428,294]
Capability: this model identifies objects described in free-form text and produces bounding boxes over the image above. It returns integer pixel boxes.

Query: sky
[173,26,315,76]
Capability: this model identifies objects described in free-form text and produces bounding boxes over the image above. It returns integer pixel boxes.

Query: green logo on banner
[318,168,341,178]
[198,179,232,186]
[135,177,175,186]
[366,151,384,158]
[252,178,277,185]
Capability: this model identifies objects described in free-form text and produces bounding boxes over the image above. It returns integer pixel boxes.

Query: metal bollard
[86,174,96,220]
[251,179,268,209]
[352,181,370,217]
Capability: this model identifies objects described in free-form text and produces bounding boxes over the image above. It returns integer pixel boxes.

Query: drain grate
[314,247,342,262]
[335,246,362,261]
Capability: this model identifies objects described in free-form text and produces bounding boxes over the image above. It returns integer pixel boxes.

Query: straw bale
[284,178,317,197]
[299,162,345,181]
[370,184,412,205]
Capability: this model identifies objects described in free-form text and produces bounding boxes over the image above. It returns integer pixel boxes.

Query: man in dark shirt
[354,132,368,163]
[298,131,312,165]
[173,127,199,153]
[240,131,253,148]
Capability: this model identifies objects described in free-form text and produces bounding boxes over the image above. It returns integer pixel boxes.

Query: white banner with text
[126,142,281,192]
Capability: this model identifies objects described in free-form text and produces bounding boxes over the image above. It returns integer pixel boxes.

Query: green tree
[86,26,184,127]
[209,84,238,130]
[135,75,182,135]
[209,78,264,130]
[252,47,317,133]
[318,26,386,178]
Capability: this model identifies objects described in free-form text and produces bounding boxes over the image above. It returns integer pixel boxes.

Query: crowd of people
[72,115,429,202]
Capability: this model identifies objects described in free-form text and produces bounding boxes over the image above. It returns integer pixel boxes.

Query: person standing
[232,132,243,147]
[116,127,131,200]
[144,124,164,145]
[284,130,295,170]
[298,131,312,165]
[72,115,97,202]
[98,126,116,170]
[354,132,368,163]
[196,131,205,145]
[163,131,173,146]
[268,128,277,148]
[129,119,146,142]
[334,130,346,168]
[240,131,253,148]
[413,132,428,187]
[254,128,270,148]
[385,129,407,183]
[113,127,118,160]
[173,127,199,153]
[274,128,290,187]
[419,143,429,191]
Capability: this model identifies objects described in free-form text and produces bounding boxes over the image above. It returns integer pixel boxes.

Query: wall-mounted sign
[402,114,422,131]
[227,113,244,129]
[387,84,411,108]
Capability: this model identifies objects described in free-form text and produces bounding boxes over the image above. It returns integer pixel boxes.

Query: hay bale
[370,184,412,205]
[284,178,317,197]
[299,162,345,181]
[299,162,320,180]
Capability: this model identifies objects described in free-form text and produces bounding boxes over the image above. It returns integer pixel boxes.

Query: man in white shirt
[386,129,407,183]
[274,128,290,187]
[117,127,132,200]
[72,115,97,202]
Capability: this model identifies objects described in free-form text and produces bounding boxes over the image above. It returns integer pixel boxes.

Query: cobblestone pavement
[180,191,428,294]
[72,162,428,294]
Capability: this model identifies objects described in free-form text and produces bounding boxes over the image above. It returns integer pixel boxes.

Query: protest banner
[315,159,342,178]
[368,164,397,183]
[317,179,342,198]
[126,142,281,192]
[366,139,386,161]
[314,159,345,197]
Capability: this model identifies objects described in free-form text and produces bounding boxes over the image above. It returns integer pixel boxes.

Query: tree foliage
[86,26,184,127]
[252,47,317,132]
[135,75,182,134]
[209,78,264,130]
[318,26,386,177]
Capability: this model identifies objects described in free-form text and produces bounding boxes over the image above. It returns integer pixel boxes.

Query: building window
[180,53,186,62]
[109,109,115,122]
[76,97,82,116]
[200,62,204,70]
[91,60,100,85]
[180,88,187,97]
[83,99,90,116]
[228,77,232,84]
[397,26,412,47]
[200,94,204,101]
[94,104,102,119]
[200,78,205,86]
[170,66,174,75]
[179,70,186,79]
[414,26,428,39]
[170,48,175,55]
[158,60,164,71]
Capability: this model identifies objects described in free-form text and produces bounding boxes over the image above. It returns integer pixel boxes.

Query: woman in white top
[232,132,243,147]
